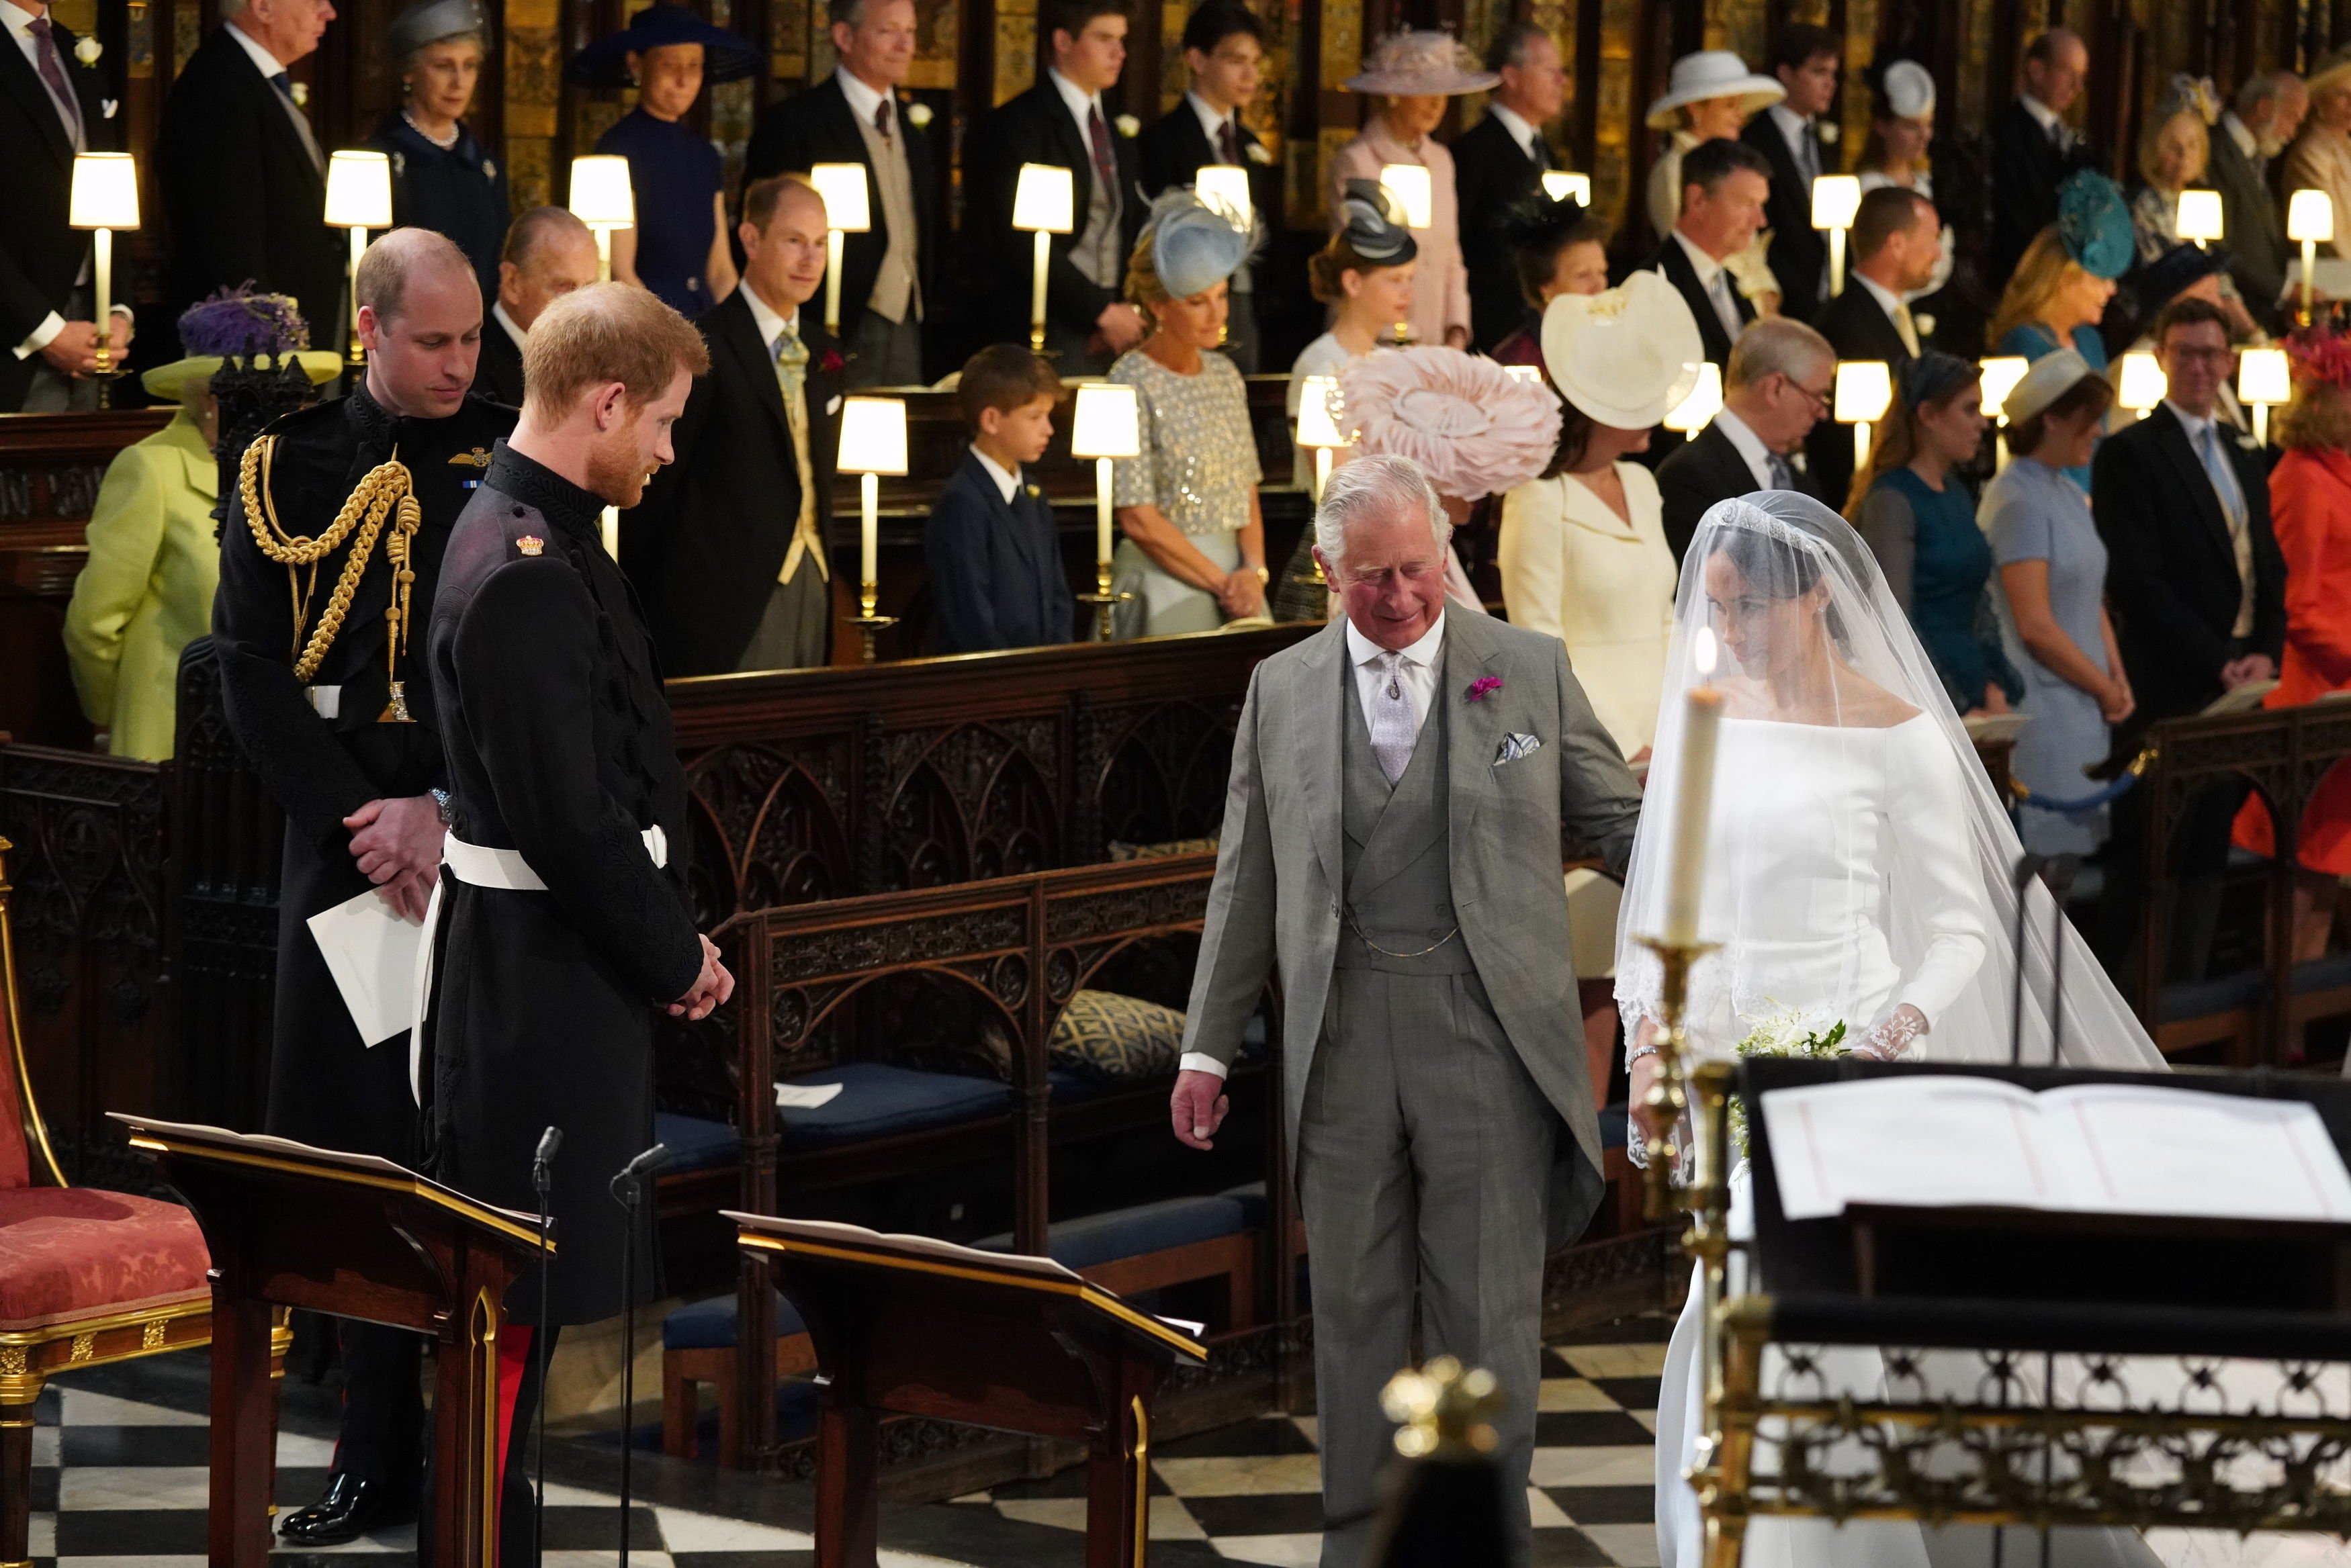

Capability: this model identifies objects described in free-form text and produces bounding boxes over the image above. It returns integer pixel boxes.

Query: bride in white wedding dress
[1615,494,2344,1568]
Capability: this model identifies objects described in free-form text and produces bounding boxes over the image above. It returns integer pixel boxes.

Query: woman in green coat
[62,291,337,759]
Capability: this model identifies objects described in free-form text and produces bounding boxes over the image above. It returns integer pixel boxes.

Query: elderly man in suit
[1989,28,2099,284]
[1655,316,1832,561]
[477,205,598,407]
[743,0,937,387]
[1,0,136,412]
[625,175,843,675]
[2209,71,2307,332]
[1138,1,1274,371]
[1804,185,1937,506]
[965,0,1145,373]
[1455,21,1568,351]
[1172,453,1642,1567]
[159,0,345,353]
[1644,137,1771,371]
[1739,22,1840,323]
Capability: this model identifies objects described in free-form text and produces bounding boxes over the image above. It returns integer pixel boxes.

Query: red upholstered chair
[0,837,216,1567]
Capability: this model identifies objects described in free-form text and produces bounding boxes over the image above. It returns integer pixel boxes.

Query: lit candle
[1663,629,1724,946]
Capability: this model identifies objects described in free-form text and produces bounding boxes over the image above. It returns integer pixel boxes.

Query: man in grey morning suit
[1170,454,1643,1566]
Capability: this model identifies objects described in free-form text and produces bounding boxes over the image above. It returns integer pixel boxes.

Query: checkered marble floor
[28,1316,1670,1567]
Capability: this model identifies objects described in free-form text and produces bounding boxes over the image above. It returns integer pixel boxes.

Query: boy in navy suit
[926,346,1075,653]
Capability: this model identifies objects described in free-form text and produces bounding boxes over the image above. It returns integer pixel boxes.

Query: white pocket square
[1493,733,1542,766]
[102,98,118,119]
[825,394,842,416]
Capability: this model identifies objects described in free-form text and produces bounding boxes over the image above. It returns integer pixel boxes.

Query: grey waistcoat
[1337,649,1472,974]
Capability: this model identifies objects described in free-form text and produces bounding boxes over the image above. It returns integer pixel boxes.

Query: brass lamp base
[849,612,897,662]
[1075,588,1133,642]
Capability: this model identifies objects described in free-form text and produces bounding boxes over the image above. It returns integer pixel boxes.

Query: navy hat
[388,0,484,58]
[568,3,760,87]
[1337,179,1417,267]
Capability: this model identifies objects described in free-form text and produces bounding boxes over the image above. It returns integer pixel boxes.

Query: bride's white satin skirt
[1654,1170,2351,1568]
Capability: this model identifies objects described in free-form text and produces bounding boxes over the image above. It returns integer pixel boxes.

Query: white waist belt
[408,824,670,1103]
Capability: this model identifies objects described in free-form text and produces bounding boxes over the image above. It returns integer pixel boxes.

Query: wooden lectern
[727,1211,1207,1568]
[112,1114,549,1568]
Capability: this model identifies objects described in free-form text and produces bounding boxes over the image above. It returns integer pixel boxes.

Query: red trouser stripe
[492,1325,535,1561]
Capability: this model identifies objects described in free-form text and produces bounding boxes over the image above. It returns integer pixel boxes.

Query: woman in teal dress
[1987,170,2133,492]
[1849,351,2023,714]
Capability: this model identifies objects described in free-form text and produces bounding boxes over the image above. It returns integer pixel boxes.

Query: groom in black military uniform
[210,228,512,1545]
[422,281,729,1563]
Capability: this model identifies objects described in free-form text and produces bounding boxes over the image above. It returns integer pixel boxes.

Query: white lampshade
[69,152,139,230]
[1294,375,1347,449]
[1380,164,1433,230]
[1978,355,2030,422]
[836,396,909,475]
[1810,174,1862,232]
[1662,362,1722,433]
[1071,381,1142,459]
[2176,188,2225,245]
[2239,346,2291,406]
[1834,359,1892,424]
[324,150,394,230]
[809,163,872,232]
[569,155,635,228]
[1195,165,1251,229]
[1013,163,1075,233]
[2291,187,2336,244]
[1540,171,1593,205]
[2116,351,2168,412]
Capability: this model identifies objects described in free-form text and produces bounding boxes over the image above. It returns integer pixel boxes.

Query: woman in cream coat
[1499,272,1704,1102]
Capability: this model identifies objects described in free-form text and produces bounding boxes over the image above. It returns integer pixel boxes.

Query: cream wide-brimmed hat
[1645,50,1785,130]
[1343,30,1497,97]
[1540,271,1705,430]
[2002,347,2102,425]
[1880,60,1935,122]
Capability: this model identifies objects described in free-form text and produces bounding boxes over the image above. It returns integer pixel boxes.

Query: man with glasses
[1654,316,1834,562]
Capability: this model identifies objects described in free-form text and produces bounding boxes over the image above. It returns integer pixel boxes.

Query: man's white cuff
[1178,1052,1229,1080]
[15,312,63,361]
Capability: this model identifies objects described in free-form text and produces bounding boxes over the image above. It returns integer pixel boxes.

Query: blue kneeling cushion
[974,1193,1249,1272]
[662,1290,807,1351]
[653,1113,739,1173]
[775,1061,1014,1147]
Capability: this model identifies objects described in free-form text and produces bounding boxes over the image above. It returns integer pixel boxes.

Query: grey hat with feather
[389,0,485,57]
[1146,189,1255,298]
[1336,179,1417,267]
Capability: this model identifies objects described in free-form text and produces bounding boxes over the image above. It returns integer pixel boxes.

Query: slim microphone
[610,1142,666,1568]
[533,1125,563,1189]
[529,1125,560,1568]
[617,1142,668,1184]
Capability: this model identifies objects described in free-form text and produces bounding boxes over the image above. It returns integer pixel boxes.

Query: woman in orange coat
[2235,334,2351,958]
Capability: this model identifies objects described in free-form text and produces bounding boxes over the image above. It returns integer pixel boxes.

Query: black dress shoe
[278,1472,416,1545]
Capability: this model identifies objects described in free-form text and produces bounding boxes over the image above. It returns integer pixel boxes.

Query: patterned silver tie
[1369,651,1417,785]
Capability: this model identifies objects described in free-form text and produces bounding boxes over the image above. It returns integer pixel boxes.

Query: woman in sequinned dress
[1108,199,1268,638]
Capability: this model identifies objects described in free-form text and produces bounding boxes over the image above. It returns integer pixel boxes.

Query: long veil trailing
[1617,493,2345,1568]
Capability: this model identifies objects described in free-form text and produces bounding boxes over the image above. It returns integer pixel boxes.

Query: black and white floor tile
[28,1315,1669,1566]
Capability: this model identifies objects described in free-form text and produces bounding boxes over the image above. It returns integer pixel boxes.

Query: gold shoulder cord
[239,435,423,721]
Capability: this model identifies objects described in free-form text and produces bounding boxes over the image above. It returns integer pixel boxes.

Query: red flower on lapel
[819,348,846,375]
[1467,675,1503,702]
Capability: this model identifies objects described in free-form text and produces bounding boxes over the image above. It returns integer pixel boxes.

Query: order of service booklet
[1760,1076,2351,1226]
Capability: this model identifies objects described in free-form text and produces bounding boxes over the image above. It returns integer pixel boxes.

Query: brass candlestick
[1074,563,1133,641]
[1632,934,1715,1221]
[850,579,897,662]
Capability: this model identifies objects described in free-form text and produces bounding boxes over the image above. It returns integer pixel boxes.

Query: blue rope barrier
[2011,743,2156,815]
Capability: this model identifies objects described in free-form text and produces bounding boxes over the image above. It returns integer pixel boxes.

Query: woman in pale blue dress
[1980,351,2135,854]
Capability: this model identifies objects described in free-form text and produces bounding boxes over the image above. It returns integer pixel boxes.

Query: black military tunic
[424,442,703,1325]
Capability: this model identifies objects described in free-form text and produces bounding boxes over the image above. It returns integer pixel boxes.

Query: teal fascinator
[2056,171,2133,280]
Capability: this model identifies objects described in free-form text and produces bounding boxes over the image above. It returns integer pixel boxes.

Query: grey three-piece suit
[1180,609,1643,1565]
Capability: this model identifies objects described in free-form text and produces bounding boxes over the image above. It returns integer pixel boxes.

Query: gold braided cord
[237,436,420,684]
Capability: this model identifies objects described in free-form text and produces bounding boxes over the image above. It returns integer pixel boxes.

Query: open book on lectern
[1760,1077,2351,1225]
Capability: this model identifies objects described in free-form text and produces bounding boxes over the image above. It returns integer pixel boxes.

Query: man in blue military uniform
[210,226,513,1546]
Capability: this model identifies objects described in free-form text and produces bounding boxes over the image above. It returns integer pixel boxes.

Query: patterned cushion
[1049,990,1186,1082]
[0,1187,211,1332]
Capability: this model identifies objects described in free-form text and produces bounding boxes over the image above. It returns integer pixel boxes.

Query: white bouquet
[1726,1004,1848,1157]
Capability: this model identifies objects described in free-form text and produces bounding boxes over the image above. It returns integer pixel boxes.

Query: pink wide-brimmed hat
[1343,30,1498,97]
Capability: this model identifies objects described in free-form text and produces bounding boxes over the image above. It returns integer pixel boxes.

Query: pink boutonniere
[1468,676,1503,702]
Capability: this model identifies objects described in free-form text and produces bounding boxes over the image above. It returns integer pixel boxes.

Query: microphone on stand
[2010,854,2047,1067]
[531,1126,562,1568]
[2041,856,2082,1066]
[609,1142,668,1568]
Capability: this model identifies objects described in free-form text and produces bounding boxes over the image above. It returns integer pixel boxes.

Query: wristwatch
[1250,563,1270,586]
[431,787,454,826]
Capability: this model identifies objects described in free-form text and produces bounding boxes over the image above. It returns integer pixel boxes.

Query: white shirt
[739,279,801,359]
[2020,93,2066,144]
[1177,610,1448,1083]
[1767,103,1818,178]
[1671,228,1743,339]
[5,0,79,144]
[971,444,1022,504]
[1710,406,1779,491]
[2165,398,2257,637]
[1188,89,1238,152]
[1049,66,1108,154]
[2222,111,2259,160]
[492,299,528,349]
[224,18,288,75]
[1854,271,1918,355]
[1489,101,1543,164]
[836,63,891,134]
